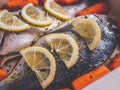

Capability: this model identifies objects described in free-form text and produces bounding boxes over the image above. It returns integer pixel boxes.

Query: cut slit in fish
[0,30,4,46]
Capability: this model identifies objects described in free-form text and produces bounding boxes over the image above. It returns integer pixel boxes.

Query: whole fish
[0,14,118,90]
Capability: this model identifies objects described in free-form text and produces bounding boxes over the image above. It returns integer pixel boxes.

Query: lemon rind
[0,10,30,32]
[44,33,79,69]
[72,18,101,50]
[44,0,71,21]
[21,3,52,26]
[20,46,56,89]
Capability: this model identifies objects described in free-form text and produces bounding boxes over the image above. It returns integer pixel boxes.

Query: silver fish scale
[78,14,117,67]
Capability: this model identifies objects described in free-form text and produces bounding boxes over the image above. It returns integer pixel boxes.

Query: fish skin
[0,30,4,46]
[0,53,21,74]
[84,14,118,67]
[0,14,118,90]
[0,58,42,90]
[49,14,118,67]
[36,14,117,89]
[0,34,93,90]
[36,31,94,89]
[0,29,42,55]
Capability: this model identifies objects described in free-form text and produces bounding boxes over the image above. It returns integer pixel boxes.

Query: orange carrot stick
[5,0,38,11]
[108,54,120,70]
[55,0,79,5]
[38,0,79,6]
[72,65,110,90]
[0,69,8,81]
[76,2,108,16]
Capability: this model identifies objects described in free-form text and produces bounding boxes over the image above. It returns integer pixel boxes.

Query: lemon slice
[21,3,52,26]
[71,18,101,50]
[20,46,56,89]
[44,0,71,21]
[0,10,30,32]
[44,33,79,69]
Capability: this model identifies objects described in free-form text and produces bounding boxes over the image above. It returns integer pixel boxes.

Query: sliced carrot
[5,0,38,11]
[0,69,8,81]
[108,54,120,70]
[55,0,79,5]
[72,65,110,90]
[76,2,108,16]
